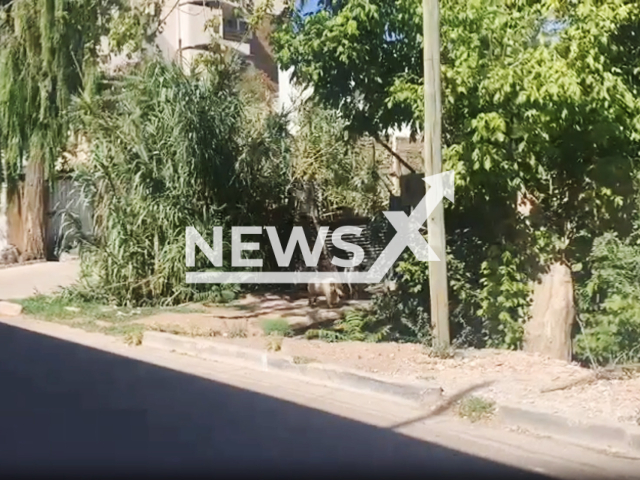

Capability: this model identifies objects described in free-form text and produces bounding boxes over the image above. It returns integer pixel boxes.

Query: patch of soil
[137,293,370,336]
[134,313,263,337]
[133,292,640,427]
[215,335,640,426]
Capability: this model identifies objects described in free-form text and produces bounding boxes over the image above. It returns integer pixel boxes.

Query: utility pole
[423,0,450,347]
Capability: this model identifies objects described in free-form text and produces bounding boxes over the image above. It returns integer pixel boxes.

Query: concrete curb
[142,331,640,455]
[142,331,443,406]
[496,404,640,455]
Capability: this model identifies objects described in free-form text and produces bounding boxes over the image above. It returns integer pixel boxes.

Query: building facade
[156,0,285,87]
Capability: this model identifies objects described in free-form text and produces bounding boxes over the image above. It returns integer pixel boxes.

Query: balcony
[176,2,221,51]
[176,0,251,55]
[222,17,250,43]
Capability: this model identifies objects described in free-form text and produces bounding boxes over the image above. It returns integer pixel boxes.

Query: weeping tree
[0,0,160,260]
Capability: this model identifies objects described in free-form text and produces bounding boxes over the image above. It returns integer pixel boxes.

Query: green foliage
[272,0,640,361]
[381,239,531,349]
[16,290,190,323]
[575,232,640,365]
[391,246,488,348]
[275,0,640,251]
[305,289,433,345]
[261,318,293,337]
[477,247,531,349]
[108,0,163,57]
[0,0,162,259]
[291,102,389,218]
[305,307,392,342]
[0,0,156,177]
[70,56,290,306]
[272,0,426,136]
[368,289,432,344]
[456,395,495,423]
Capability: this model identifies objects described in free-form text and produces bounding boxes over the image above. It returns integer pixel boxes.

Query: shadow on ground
[0,322,552,479]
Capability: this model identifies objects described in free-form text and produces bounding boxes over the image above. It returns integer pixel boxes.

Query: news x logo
[185,171,455,285]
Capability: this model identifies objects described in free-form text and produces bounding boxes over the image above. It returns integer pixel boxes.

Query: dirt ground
[130,292,639,427]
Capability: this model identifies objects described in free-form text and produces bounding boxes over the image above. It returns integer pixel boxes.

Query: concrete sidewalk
[0,260,80,300]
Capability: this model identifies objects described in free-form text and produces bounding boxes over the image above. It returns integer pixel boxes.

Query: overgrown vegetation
[261,318,293,337]
[290,102,389,219]
[15,289,220,344]
[575,233,640,365]
[14,290,182,341]
[0,0,161,260]
[269,0,640,363]
[17,292,163,323]
[306,308,390,343]
[5,0,640,366]
[456,396,496,423]
[68,56,290,306]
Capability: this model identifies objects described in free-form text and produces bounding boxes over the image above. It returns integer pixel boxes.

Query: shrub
[575,232,640,365]
[456,396,496,423]
[261,318,293,337]
[69,56,290,306]
[305,308,392,343]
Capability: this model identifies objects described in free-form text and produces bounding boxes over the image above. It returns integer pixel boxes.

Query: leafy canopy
[272,0,640,352]
[272,0,640,261]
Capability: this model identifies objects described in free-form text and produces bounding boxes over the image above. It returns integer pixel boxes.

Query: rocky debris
[0,245,20,265]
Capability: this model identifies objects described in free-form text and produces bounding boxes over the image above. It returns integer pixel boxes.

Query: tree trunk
[523,261,575,361]
[21,160,47,261]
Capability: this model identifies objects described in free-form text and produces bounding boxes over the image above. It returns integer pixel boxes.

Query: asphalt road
[0,321,560,479]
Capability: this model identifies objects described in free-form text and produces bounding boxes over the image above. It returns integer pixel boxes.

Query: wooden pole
[423,0,450,346]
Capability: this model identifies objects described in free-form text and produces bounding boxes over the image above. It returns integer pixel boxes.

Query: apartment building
[155,0,285,87]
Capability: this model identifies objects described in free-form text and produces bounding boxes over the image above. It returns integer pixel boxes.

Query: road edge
[495,404,640,456]
[141,330,640,456]
[141,330,444,406]
[1,315,638,457]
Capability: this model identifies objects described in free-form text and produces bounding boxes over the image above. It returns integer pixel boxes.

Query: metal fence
[46,176,93,257]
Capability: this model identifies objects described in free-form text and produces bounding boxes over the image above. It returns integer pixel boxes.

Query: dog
[343,265,361,300]
[308,277,346,308]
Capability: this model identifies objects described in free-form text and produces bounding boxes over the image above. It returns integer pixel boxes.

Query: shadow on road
[389,380,496,430]
[0,322,552,478]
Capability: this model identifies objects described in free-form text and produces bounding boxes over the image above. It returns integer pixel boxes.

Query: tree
[0,0,160,260]
[271,0,640,358]
[291,102,388,219]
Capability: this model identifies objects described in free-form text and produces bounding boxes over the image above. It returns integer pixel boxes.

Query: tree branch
[374,137,416,174]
